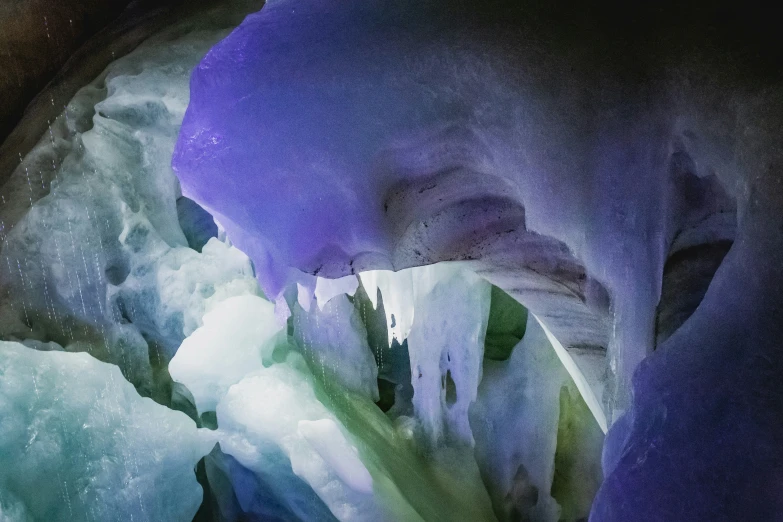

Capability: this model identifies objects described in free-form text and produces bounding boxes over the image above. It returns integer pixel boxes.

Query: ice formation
[168,294,282,413]
[403,265,491,446]
[471,315,604,521]
[203,444,337,522]
[291,292,379,401]
[0,341,214,522]
[215,356,386,522]
[168,295,385,520]
[169,278,521,521]
[162,256,605,521]
[0,5,260,400]
[1,0,773,520]
[591,138,783,520]
[172,0,670,427]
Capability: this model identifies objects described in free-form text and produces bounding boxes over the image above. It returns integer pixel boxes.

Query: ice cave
[0,0,780,520]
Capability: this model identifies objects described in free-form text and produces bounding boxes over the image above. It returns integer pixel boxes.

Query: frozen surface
[592,113,783,520]
[204,444,337,522]
[170,297,386,520]
[471,320,564,521]
[0,6,260,400]
[298,419,374,495]
[0,5,281,520]
[0,341,214,522]
[168,294,282,413]
[291,293,379,401]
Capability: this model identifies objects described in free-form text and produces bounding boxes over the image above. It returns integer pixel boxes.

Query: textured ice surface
[0,11,260,399]
[471,318,562,521]
[169,296,385,520]
[538,317,607,433]
[168,294,282,413]
[0,5,272,520]
[0,341,214,522]
[292,293,379,401]
[204,444,337,522]
[217,358,385,522]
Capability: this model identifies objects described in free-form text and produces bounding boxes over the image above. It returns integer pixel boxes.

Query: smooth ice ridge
[537,317,607,433]
[0,341,214,522]
[169,294,282,413]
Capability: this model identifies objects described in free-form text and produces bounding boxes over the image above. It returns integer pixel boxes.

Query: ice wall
[0,6,276,518]
[0,341,214,522]
[591,90,783,521]
[0,7,260,400]
[292,290,380,401]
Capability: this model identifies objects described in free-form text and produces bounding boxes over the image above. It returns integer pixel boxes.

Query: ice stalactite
[291,291,380,401]
[471,315,604,522]
[314,275,360,309]
[359,269,416,345]
[389,264,491,447]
